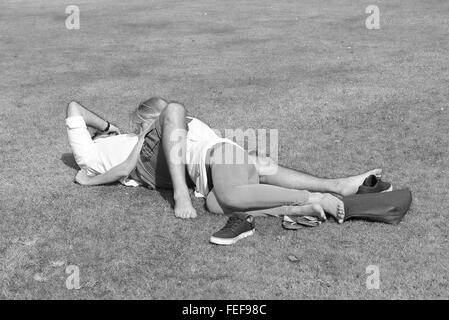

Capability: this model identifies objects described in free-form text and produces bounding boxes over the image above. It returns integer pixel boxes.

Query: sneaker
[210,214,255,245]
[357,175,392,194]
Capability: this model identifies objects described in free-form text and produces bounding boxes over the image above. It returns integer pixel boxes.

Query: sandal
[282,215,321,230]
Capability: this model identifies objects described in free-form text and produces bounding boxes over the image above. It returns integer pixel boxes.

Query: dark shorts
[134,115,193,189]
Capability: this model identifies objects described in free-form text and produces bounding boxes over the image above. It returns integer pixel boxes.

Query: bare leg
[207,143,344,221]
[160,103,196,219]
[254,154,382,196]
[206,189,326,220]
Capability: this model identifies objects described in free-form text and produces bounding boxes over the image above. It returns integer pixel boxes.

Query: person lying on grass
[69,97,385,245]
[66,99,197,218]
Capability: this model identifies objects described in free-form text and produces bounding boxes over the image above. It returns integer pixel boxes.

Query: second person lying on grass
[74,97,385,243]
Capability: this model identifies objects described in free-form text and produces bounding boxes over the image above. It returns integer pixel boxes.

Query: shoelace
[221,216,247,232]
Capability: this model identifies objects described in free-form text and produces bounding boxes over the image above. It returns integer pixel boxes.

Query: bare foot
[337,202,345,224]
[337,168,382,196]
[308,193,345,223]
[285,203,326,221]
[174,197,197,219]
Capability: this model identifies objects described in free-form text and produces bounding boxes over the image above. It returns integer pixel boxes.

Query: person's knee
[162,102,186,126]
[206,191,225,214]
[215,187,241,210]
[66,101,82,118]
[253,155,278,176]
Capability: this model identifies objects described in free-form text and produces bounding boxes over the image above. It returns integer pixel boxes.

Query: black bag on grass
[342,189,412,225]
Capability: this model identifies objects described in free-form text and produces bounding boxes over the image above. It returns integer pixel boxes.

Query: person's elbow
[66,101,82,118]
[161,102,187,127]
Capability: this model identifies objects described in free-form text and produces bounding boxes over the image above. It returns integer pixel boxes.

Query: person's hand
[75,169,91,185]
[308,192,345,223]
[138,122,152,138]
[107,124,121,135]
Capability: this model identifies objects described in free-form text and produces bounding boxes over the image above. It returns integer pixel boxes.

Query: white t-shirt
[93,134,138,172]
[92,134,140,186]
[65,115,140,187]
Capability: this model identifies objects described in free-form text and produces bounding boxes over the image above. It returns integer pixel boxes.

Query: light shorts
[66,116,101,174]
[185,118,243,198]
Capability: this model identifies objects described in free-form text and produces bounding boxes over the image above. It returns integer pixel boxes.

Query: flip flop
[282,215,321,230]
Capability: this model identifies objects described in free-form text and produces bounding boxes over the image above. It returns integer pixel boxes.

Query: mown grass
[0,0,448,299]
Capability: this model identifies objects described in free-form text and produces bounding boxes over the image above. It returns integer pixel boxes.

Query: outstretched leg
[207,143,343,221]
[206,189,326,220]
[253,154,382,196]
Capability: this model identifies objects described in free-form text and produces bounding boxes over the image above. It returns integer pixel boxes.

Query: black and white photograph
[1,0,447,304]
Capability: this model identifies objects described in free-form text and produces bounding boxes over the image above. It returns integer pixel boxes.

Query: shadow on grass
[61,153,79,170]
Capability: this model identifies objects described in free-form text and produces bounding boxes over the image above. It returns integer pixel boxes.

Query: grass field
[1,0,448,299]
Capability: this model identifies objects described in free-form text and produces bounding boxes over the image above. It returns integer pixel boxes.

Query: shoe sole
[210,229,255,245]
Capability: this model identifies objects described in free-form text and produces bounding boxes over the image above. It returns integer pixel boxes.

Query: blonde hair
[130,97,168,133]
